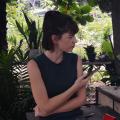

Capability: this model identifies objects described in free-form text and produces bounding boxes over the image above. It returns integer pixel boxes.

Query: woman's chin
[64,49,73,53]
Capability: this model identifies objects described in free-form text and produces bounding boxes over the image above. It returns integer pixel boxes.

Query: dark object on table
[84,45,96,62]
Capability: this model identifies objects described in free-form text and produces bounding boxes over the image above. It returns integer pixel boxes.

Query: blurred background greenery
[6,0,113,85]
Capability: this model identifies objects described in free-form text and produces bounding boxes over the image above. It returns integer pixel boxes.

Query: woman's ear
[51,35,59,44]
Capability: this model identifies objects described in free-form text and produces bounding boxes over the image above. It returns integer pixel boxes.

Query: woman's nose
[73,37,77,43]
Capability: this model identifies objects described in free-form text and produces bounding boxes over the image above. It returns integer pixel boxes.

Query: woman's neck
[44,50,63,64]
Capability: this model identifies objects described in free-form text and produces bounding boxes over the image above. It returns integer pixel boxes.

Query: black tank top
[33,52,83,120]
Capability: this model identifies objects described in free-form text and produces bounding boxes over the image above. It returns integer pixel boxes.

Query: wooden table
[96,86,120,114]
[81,105,120,120]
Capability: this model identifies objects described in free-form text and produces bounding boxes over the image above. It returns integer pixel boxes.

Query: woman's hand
[74,73,90,89]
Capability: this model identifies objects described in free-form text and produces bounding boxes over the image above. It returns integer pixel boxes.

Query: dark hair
[42,11,79,50]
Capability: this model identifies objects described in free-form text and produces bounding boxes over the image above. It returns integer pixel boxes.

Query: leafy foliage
[101,27,113,59]
[99,28,120,86]
[76,7,112,44]
[0,39,32,120]
[0,49,19,110]
[7,0,17,3]
[52,0,95,25]
[16,12,43,50]
[84,45,96,61]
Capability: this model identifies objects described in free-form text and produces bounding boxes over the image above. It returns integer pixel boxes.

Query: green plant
[0,49,20,111]
[101,40,113,59]
[101,27,113,59]
[0,39,33,120]
[99,29,120,86]
[0,46,23,120]
[16,12,43,51]
[84,45,96,62]
[100,55,120,86]
[53,0,95,25]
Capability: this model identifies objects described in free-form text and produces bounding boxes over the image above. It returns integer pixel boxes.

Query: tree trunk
[111,0,120,75]
[0,0,8,52]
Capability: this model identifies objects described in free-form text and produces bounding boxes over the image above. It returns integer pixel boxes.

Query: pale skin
[27,32,91,117]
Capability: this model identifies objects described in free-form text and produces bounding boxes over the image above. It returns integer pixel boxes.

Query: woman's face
[55,32,77,52]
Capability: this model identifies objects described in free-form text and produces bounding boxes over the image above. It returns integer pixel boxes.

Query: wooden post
[111,0,120,75]
[0,0,8,52]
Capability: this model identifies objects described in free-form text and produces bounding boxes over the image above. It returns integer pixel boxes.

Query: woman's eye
[69,36,73,38]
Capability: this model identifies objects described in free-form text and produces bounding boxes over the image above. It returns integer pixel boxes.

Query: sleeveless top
[33,52,83,120]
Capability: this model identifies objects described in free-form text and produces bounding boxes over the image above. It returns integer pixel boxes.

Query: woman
[27,11,90,120]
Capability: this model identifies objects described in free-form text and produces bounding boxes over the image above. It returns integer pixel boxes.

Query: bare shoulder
[27,59,38,69]
[77,55,82,61]
[27,59,43,84]
[27,59,41,76]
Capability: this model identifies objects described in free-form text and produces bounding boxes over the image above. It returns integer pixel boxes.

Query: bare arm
[52,87,86,114]
[27,60,81,116]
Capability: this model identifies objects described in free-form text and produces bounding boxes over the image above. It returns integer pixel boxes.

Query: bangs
[65,21,79,35]
[55,18,79,35]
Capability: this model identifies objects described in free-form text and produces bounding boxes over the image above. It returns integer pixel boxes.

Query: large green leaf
[16,21,28,42]
[23,12,32,31]
[52,0,94,25]
[84,15,94,22]
[29,21,38,49]
[16,12,43,50]
[80,5,92,14]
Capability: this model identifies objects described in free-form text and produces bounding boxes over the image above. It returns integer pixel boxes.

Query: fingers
[78,73,87,80]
